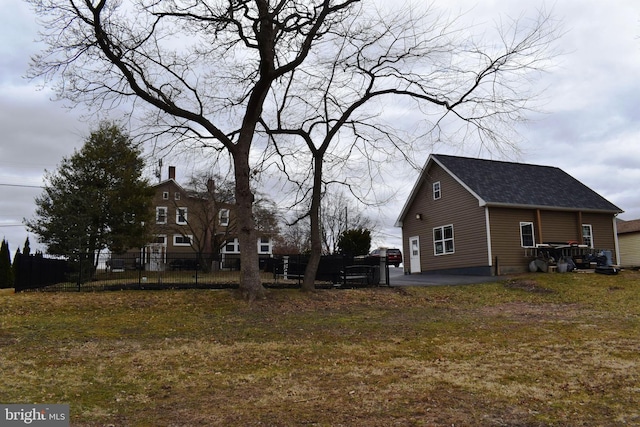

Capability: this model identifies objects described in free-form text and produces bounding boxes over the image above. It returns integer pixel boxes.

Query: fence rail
[13,252,390,292]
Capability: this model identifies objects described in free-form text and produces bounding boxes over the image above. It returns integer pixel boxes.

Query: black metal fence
[13,251,391,292]
[13,253,71,292]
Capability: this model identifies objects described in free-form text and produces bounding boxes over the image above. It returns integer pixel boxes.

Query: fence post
[379,256,387,286]
[195,253,199,285]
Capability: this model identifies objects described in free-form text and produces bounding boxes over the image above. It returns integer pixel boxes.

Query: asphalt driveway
[387,266,501,286]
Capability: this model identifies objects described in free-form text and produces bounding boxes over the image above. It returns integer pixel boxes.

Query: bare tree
[321,191,374,255]
[259,3,561,291]
[180,173,236,272]
[28,0,360,300]
[273,219,312,255]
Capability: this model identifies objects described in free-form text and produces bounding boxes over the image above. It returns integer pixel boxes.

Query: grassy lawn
[1,271,639,426]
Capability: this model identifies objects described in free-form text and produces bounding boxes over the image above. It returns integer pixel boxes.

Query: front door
[409,236,421,273]
[147,244,166,271]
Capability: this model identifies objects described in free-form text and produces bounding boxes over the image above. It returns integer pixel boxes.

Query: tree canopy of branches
[168,172,279,271]
[28,0,361,301]
[25,122,154,267]
[28,0,559,298]
[259,3,560,291]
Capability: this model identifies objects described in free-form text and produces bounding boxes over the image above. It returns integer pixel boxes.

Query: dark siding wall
[401,163,489,273]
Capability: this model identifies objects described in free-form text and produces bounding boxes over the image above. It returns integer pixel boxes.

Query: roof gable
[396,154,622,226]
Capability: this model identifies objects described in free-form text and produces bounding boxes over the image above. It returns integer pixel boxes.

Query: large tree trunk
[301,154,324,292]
[233,151,265,301]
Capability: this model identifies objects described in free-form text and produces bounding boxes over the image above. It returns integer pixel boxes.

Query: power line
[0,183,43,189]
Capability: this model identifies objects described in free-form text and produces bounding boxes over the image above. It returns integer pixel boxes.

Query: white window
[223,238,240,253]
[173,234,192,246]
[520,222,535,248]
[219,209,230,227]
[258,237,272,254]
[156,207,167,224]
[582,224,594,248]
[433,181,441,200]
[176,207,188,225]
[433,225,454,255]
[162,192,169,200]
[175,192,181,200]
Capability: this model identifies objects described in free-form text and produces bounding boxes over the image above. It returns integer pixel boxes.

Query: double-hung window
[433,225,454,255]
[582,224,594,248]
[223,238,240,253]
[156,207,167,224]
[258,237,272,254]
[219,209,230,227]
[176,207,188,225]
[433,181,441,200]
[520,222,535,248]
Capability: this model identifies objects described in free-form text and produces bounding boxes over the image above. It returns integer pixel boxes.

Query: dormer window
[433,181,441,200]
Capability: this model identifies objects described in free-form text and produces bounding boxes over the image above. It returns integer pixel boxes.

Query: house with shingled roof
[616,219,640,268]
[395,154,623,275]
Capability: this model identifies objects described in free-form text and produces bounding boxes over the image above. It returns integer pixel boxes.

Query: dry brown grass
[1,270,639,426]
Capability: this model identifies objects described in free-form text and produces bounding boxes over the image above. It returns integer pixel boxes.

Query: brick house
[136,166,273,271]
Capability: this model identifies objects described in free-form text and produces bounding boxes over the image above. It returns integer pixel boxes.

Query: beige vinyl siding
[539,210,580,243]
[488,208,619,273]
[401,163,489,273]
[488,207,537,274]
[619,233,640,267]
[582,212,618,264]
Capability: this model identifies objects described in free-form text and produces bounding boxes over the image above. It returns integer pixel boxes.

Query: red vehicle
[369,248,403,267]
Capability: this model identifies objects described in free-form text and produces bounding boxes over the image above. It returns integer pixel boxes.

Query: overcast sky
[1,0,639,255]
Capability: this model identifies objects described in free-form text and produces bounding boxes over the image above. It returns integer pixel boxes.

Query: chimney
[168,166,176,181]
[206,178,215,194]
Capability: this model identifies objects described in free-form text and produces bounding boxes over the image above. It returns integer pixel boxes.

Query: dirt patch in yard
[503,278,556,293]
[479,301,585,321]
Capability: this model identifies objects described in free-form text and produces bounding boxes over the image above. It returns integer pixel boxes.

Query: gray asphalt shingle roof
[433,154,622,213]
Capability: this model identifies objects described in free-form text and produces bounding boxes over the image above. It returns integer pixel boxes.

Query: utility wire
[0,183,43,189]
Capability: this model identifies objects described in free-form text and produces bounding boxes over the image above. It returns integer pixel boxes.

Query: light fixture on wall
[415,213,422,220]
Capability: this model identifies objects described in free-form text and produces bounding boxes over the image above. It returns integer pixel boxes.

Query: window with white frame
[156,207,167,224]
[520,222,535,248]
[223,238,240,253]
[582,224,594,248]
[162,192,169,200]
[433,181,441,200]
[176,207,188,225]
[173,234,192,246]
[433,224,454,255]
[219,209,230,227]
[174,192,181,200]
[258,237,272,254]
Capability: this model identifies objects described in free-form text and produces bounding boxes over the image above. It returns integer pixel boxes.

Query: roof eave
[484,202,623,214]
